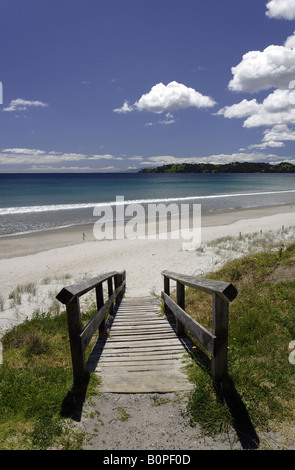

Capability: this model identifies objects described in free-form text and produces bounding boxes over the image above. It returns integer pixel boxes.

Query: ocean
[1,172,295,236]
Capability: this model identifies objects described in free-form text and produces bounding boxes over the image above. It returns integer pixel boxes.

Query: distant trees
[138,161,295,174]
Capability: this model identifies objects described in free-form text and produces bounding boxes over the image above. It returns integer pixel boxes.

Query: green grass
[0,307,100,450]
[185,243,295,445]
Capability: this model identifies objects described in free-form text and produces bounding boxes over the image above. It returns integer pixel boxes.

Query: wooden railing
[161,270,238,382]
[56,271,126,384]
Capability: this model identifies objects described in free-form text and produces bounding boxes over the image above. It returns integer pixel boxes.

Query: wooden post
[211,293,229,381]
[66,296,86,385]
[122,271,126,297]
[114,272,125,304]
[96,283,105,334]
[108,277,114,316]
[163,275,170,314]
[114,274,120,304]
[176,281,185,335]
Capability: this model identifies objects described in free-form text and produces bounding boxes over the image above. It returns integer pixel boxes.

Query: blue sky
[1,0,295,172]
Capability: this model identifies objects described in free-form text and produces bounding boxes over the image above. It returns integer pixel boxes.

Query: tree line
[138,161,295,173]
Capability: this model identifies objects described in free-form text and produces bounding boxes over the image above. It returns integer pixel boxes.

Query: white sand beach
[0,204,295,339]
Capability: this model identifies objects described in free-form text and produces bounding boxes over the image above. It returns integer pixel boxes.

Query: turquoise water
[0,172,295,236]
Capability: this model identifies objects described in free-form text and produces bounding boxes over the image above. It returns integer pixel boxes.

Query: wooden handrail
[161,270,237,302]
[56,270,126,384]
[161,270,237,382]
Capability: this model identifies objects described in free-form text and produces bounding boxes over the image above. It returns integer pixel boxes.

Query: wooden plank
[97,373,194,393]
[92,346,185,355]
[110,322,172,329]
[88,345,186,358]
[97,354,188,364]
[96,362,189,371]
[97,353,187,361]
[90,296,194,393]
[93,338,188,348]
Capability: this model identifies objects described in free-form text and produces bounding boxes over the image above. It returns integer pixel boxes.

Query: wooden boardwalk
[87,296,194,393]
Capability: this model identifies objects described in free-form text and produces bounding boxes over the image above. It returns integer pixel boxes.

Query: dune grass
[185,243,295,447]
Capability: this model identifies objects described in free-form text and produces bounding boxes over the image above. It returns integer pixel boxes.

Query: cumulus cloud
[216,31,295,149]
[3,98,48,112]
[215,99,260,119]
[218,89,295,127]
[249,124,295,149]
[244,89,295,128]
[266,0,295,19]
[216,87,295,147]
[228,33,295,93]
[263,124,295,142]
[114,81,216,115]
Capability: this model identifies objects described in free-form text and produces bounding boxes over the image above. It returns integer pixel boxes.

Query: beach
[1,203,295,339]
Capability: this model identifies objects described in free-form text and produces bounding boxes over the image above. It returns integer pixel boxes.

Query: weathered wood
[80,282,125,352]
[176,281,185,335]
[161,291,216,355]
[163,275,170,314]
[56,271,118,304]
[161,270,237,383]
[56,270,126,384]
[107,277,114,316]
[94,374,193,394]
[161,270,237,302]
[96,283,105,333]
[211,293,229,381]
[65,297,86,384]
[89,296,194,392]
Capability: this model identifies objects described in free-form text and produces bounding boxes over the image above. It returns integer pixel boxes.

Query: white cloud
[248,141,285,149]
[261,124,295,148]
[113,101,133,114]
[243,89,295,128]
[217,36,295,148]
[215,99,260,119]
[266,0,295,19]
[90,154,123,161]
[217,89,295,128]
[3,98,48,112]
[2,148,46,155]
[228,34,295,93]
[128,156,144,161]
[114,81,216,115]
[145,112,176,126]
[0,148,126,166]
